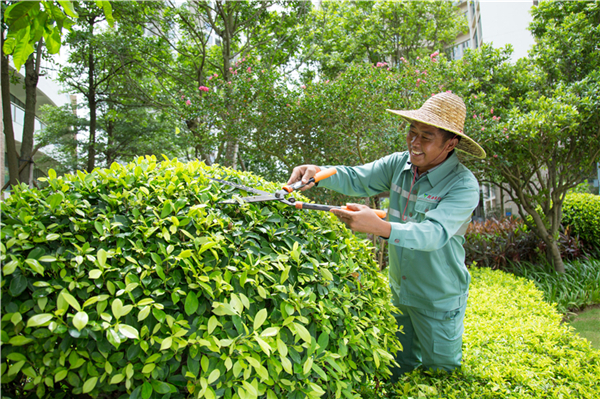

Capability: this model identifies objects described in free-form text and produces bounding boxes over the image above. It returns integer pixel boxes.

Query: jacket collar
[403,151,460,187]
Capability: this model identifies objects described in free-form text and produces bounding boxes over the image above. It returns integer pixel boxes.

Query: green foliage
[2,0,113,70]
[370,267,600,398]
[561,193,600,247]
[0,156,400,398]
[510,259,600,315]
[304,0,467,78]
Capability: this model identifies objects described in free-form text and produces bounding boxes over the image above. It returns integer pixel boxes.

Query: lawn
[569,306,600,350]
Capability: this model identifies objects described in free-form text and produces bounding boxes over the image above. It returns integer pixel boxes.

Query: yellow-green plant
[0,156,400,399]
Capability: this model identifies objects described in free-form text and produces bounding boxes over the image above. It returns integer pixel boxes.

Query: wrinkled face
[406,121,457,173]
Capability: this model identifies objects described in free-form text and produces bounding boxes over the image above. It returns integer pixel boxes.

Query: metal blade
[238,195,280,203]
[209,177,271,196]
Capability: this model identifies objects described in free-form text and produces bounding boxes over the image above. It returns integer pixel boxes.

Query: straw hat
[387,92,486,159]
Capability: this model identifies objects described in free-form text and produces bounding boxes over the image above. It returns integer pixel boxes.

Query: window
[451,39,471,60]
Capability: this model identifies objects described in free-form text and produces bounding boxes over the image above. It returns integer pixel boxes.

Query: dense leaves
[561,193,600,249]
[0,156,400,398]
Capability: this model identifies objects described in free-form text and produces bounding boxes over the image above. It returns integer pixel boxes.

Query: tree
[452,0,600,273]
[58,2,116,172]
[2,0,113,187]
[304,0,466,78]
[114,0,311,168]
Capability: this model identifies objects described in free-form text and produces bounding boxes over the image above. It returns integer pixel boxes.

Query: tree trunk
[87,39,97,172]
[20,44,42,185]
[1,30,19,188]
[546,237,565,273]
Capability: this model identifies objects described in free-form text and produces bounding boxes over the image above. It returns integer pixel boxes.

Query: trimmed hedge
[370,268,600,399]
[0,156,400,399]
[562,192,600,248]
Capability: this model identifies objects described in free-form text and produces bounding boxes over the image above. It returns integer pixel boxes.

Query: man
[287,92,486,379]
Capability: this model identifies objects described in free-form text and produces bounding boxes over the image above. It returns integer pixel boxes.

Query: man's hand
[331,203,391,238]
[287,165,321,191]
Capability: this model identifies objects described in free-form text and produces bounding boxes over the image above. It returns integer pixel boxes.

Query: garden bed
[372,268,600,399]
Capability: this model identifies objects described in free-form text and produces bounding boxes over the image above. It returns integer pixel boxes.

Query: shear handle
[282,168,337,193]
[294,202,387,219]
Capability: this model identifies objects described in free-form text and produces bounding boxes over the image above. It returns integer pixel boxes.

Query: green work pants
[390,302,467,381]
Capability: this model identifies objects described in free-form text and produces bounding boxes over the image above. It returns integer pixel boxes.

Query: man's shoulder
[452,160,479,188]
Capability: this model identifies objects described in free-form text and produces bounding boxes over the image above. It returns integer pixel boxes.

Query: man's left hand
[331,203,391,238]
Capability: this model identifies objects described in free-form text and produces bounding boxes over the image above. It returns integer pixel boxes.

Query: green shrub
[562,192,600,248]
[368,268,600,398]
[0,156,400,399]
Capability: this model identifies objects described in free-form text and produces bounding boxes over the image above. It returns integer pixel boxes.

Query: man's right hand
[287,165,321,191]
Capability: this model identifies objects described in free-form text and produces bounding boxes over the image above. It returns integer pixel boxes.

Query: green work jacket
[319,151,480,311]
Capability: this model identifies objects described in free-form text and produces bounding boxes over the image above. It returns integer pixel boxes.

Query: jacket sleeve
[387,175,479,252]
[317,153,404,197]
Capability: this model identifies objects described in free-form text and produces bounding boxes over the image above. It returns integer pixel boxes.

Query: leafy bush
[0,156,400,399]
[510,259,600,314]
[368,268,600,398]
[561,192,600,249]
[464,217,585,270]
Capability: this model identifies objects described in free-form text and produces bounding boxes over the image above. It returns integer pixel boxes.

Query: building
[450,0,537,62]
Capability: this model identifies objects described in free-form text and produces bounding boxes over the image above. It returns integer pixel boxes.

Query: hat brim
[387,109,487,159]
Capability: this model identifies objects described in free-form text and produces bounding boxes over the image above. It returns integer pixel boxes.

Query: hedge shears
[211,168,386,218]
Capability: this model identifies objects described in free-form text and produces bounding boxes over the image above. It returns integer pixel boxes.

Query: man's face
[406,121,456,173]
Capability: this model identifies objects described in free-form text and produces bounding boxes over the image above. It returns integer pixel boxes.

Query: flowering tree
[304,0,466,78]
[451,0,600,273]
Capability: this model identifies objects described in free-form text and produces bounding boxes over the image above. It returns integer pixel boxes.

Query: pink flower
[247,67,251,73]
[186,99,191,105]
[214,73,218,77]
[242,57,246,62]
[325,80,330,84]
[473,114,477,118]
[506,135,509,139]
[491,108,494,114]
[481,127,485,131]
[208,76,213,80]
[430,51,439,58]
[497,117,500,121]
[474,95,477,99]
[417,57,420,60]
[301,85,306,89]
[181,95,185,100]
[422,70,427,75]
[233,70,238,75]
[261,69,265,73]
[199,86,209,92]
[416,70,420,74]
[417,78,421,83]
[227,81,231,85]
[493,155,498,158]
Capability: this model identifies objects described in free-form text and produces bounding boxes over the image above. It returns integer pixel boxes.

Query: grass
[568,306,600,350]
[509,258,600,314]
